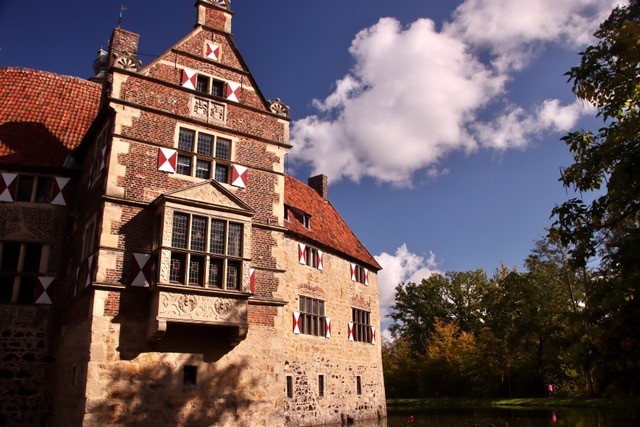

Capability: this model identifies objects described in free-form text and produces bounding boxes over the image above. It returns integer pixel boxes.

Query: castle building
[0,1,385,425]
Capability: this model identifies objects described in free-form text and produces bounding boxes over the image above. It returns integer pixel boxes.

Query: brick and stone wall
[281,237,387,425]
[0,305,55,426]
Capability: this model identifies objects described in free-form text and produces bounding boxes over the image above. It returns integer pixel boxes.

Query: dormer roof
[284,176,381,271]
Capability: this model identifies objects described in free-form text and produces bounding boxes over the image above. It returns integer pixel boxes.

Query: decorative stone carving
[269,98,290,118]
[147,289,249,343]
[114,53,141,71]
[191,96,226,122]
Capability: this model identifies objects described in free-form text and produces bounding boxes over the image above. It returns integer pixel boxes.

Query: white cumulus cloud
[374,244,441,327]
[289,0,616,186]
[446,0,624,72]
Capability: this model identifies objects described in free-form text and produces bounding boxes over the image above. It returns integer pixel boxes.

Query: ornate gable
[156,179,254,217]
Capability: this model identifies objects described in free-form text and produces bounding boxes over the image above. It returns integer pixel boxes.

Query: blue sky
[0,0,620,327]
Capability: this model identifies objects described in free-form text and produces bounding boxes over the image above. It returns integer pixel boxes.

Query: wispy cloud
[289,0,617,186]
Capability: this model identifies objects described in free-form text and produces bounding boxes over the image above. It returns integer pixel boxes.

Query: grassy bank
[387,397,638,410]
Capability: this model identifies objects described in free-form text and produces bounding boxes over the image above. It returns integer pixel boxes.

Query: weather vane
[118,4,128,27]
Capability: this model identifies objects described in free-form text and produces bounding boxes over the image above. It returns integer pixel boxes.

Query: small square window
[196,75,209,93]
[286,376,293,398]
[216,138,231,160]
[195,159,211,179]
[319,375,325,397]
[183,365,198,385]
[178,128,195,151]
[197,133,213,156]
[211,80,225,97]
[16,175,34,202]
[177,155,192,176]
[215,164,229,183]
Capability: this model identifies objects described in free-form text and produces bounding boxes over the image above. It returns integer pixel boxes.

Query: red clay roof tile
[0,67,101,168]
[284,175,381,271]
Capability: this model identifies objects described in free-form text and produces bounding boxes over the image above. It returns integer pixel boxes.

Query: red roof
[284,176,381,271]
[0,67,101,168]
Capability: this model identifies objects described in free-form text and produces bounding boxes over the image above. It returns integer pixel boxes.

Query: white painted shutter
[317,250,324,271]
[50,177,71,206]
[293,311,301,334]
[249,268,256,294]
[370,326,376,345]
[131,253,152,287]
[298,243,307,265]
[230,164,248,188]
[35,277,55,304]
[348,322,354,342]
[0,172,17,202]
[181,68,197,90]
[158,148,177,173]
[225,81,241,102]
[325,317,331,339]
[350,263,357,281]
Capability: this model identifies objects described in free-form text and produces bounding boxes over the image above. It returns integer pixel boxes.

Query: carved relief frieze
[157,291,248,325]
[191,96,226,123]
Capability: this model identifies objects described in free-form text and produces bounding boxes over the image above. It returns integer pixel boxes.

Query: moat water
[327,405,639,427]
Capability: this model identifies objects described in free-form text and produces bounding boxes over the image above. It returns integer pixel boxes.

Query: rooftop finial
[118,4,128,27]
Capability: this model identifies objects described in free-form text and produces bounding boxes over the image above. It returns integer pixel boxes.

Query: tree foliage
[552,0,640,265]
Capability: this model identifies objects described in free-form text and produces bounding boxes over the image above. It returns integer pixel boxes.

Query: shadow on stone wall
[87,349,256,426]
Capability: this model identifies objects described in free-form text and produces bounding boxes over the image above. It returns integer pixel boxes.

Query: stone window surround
[155,203,251,293]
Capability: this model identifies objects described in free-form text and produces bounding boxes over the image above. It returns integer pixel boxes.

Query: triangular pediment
[156,180,255,217]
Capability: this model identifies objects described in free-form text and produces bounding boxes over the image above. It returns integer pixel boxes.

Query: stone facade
[0,1,385,426]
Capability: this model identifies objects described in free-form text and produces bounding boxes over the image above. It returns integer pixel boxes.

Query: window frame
[298,295,326,337]
[351,308,372,343]
[165,211,246,291]
[354,264,367,284]
[13,174,54,203]
[175,126,232,183]
[0,241,48,304]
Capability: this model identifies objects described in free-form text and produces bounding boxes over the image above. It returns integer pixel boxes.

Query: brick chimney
[308,175,328,201]
[196,0,233,33]
[108,27,140,68]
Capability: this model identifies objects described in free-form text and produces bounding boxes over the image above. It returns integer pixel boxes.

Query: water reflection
[323,406,639,427]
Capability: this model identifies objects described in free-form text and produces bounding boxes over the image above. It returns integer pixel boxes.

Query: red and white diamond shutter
[292,311,301,334]
[51,177,71,206]
[131,253,153,287]
[206,42,221,61]
[317,250,324,271]
[35,277,55,304]
[370,326,376,345]
[249,268,256,294]
[324,317,331,339]
[0,172,17,202]
[348,322,355,342]
[225,81,241,103]
[350,263,357,281]
[181,68,197,90]
[364,269,369,285]
[298,243,307,265]
[158,148,177,173]
[230,164,247,188]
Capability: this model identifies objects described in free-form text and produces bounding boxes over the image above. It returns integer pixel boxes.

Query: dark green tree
[552,0,640,264]
[552,0,640,397]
